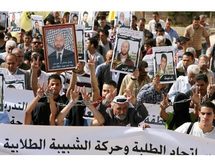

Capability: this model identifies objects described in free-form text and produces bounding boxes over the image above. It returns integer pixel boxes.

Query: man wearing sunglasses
[175,100,215,139]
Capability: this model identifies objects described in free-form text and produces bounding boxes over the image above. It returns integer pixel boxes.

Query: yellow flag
[108,11,116,22]
[20,11,50,31]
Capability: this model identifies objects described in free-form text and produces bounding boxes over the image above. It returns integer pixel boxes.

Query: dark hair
[83,11,88,16]
[196,73,208,83]
[132,15,137,21]
[152,12,159,15]
[98,28,109,37]
[161,53,167,60]
[48,74,62,84]
[193,16,200,21]
[144,38,154,46]
[24,31,32,37]
[88,37,99,49]
[104,80,117,88]
[201,100,215,113]
[183,51,194,59]
[139,17,146,22]
[0,32,4,39]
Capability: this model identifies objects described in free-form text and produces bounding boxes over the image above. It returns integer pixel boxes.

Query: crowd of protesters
[0,11,215,139]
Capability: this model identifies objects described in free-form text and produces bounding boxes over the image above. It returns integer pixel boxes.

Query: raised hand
[191,86,201,105]
[36,86,45,98]
[70,85,80,101]
[160,94,170,110]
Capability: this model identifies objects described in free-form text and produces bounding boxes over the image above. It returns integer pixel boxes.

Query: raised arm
[88,54,100,101]
[159,94,170,121]
[81,86,104,125]
[66,71,77,99]
[30,55,40,96]
[24,87,44,125]
[56,85,80,125]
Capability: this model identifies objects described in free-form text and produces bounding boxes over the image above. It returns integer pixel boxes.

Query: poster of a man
[153,46,176,83]
[114,40,134,70]
[31,15,44,38]
[116,11,131,27]
[79,11,94,31]
[111,28,144,74]
[43,24,78,72]
[9,12,21,32]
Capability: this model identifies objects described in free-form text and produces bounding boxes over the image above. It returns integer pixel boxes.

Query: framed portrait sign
[0,74,3,111]
[153,46,176,83]
[110,28,144,74]
[42,24,78,72]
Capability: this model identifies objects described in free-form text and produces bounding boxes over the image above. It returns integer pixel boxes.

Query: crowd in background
[0,11,215,139]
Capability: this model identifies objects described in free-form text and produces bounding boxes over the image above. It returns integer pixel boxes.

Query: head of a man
[5,40,17,53]
[31,37,42,52]
[195,73,209,96]
[187,64,200,86]
[111,95,129,120]
[182,51,194,69]
[120,40,130,56]
[47,74,62,97]
[105,50,113,63]
[5,53,18,74]
[198,55,210,72]
[199,101,215,129]
[83,11,88,22]
[160,54,167,70]
[192,16,200,29]
[152,12,160,22]
[12,48,24,66]
[138,18,146,31]
[102,80,117,98]
[99,29,108,44]
[54,34,65,52]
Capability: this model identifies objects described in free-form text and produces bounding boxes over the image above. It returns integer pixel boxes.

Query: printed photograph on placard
[69,12,79,24]
[0,12,8,30]
[153,46,176,83]
[75,25,85,60]
[111,28,143,74]
[79,11,95,31]
[116,11,132,28]
[42,24,78,72]
[0,74,3,111]
[31,15,44,38]
[8,12,21,32]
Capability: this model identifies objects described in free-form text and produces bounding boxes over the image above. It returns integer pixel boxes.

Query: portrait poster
[110,27,144,74]
[75,25,85,60]
[31,15,44,38]
[8,12,21,32]
[69,11,79,24]
[115,11,132,28]
[4,74,25,90]
[142,54,154,79]
[0,74,3,112]
[42,24,78,72]
[0,12,8,30]
[79,11,95,31]
[153,46,176,83]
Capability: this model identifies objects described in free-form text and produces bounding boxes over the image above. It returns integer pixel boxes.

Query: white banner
[3,88,34,124]
[1,125,215,155]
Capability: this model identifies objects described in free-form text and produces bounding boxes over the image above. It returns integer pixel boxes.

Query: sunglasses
[32,41,41,45]
[114,98,128,103]
[200,112,213,116]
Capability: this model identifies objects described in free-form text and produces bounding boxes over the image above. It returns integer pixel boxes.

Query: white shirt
[147,19,165,33]
[168,75,192,102]
[175,122,215,139]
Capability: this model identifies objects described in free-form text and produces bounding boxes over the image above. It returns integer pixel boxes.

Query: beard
[115,114,127,120]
